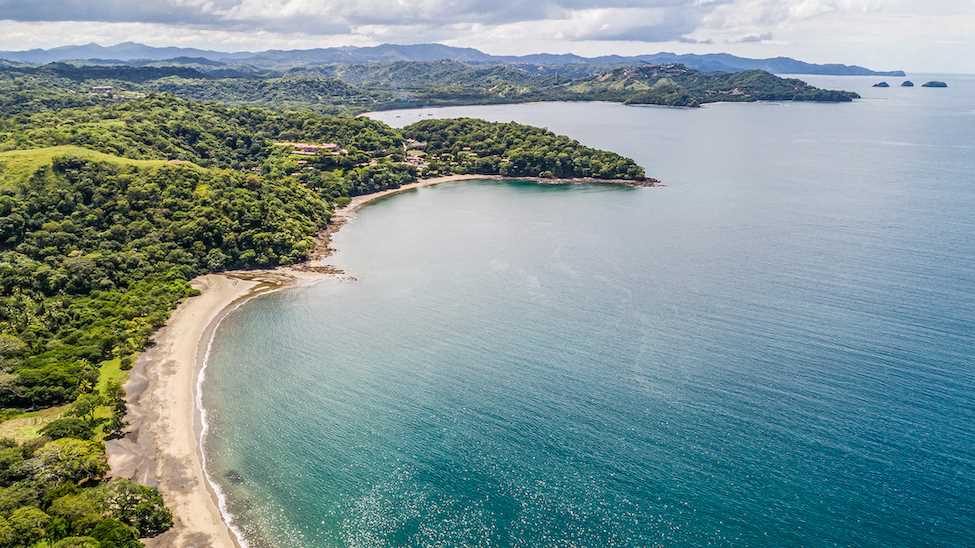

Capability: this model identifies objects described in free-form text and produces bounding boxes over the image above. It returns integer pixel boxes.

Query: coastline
[105,272,306,547]
[106,173,654,547]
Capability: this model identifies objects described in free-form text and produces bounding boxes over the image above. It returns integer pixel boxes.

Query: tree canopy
[404,118,646,180]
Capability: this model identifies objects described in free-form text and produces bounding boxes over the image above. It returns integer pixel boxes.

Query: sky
[0,0,973,73]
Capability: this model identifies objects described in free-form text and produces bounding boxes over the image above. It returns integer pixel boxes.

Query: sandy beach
[106,273,279,547]
[105,173,653,546]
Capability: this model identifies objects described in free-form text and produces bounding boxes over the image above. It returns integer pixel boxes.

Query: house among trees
[89,85,114,96]
[405,149,428,169]
[276,141,346,157]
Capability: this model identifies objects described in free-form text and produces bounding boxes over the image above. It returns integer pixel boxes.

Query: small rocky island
[922,81,948,88]
[901,80,915,87]
[873,81,890,88]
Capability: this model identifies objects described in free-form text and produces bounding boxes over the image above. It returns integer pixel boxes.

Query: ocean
[202,75,975,546]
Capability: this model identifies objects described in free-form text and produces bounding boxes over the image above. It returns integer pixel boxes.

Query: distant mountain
[245,44,492,66]
[580,53,906,76]
[0,42,233,64]
[4,62,215,82]
[0,42,906,76]
[315,60,543,90]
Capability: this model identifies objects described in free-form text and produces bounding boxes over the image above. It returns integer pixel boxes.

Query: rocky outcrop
[922,81,948,88]
[873,81,890,88]
[901,80,914,87]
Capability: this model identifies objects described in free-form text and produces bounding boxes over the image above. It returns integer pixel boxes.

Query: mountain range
[0,42,906,76]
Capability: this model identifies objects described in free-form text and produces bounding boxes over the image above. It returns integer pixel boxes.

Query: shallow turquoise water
[204,75,975,546]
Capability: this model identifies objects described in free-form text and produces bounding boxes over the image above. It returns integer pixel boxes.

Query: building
[405,150,429,169]
[276,142,346,157]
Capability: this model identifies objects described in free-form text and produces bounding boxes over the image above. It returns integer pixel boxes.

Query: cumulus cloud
[0,0,236,25]
[731,31,773,43]
[553,5,727,42]
[0,0,971,72]
[0,0,734,41]
[678,36,715,44]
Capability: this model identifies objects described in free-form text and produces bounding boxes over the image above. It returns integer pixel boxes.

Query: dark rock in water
[901,80,914,87]
[873,81,890,88]
[922,81,948,88]
[224,469,245,484]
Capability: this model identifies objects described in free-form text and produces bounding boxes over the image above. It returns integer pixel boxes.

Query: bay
[203,74,975,546]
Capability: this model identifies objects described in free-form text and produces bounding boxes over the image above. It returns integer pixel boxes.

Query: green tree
[103,381,128,440]
[104,479,173,537]
[49,490,103,532]
[0,445,28,485]
[8,506,51,547]
[68,394,101,425]
[40,418,94,441]
[29,439,108,486]
[89,518,140,548]
[52,536,101,548]
[0,515,14,546]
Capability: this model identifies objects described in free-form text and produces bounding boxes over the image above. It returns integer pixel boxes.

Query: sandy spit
[105,173,654,547]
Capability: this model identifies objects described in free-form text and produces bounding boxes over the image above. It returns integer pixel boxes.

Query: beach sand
[107,273,263,547]
[105,173,653,546]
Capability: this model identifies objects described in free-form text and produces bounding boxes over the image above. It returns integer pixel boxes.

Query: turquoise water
[203,75,975,546]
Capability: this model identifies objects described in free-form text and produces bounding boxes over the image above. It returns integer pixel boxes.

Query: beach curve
[104,174,496,546]
[105,173,653,546]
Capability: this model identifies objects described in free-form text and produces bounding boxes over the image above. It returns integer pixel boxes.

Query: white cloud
[0,0,972,72]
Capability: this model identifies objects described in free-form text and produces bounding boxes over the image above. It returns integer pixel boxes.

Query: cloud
[493,4,733,43]
[0,0,235,26]
[678,36,714,44]
[730,31,773,43]
[0,0,972,73]
[0,0,734,42]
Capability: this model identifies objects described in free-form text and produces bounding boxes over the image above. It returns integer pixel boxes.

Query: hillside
[320,60,543,90]
[404,118,646,180]
[0,95,406,168]
[0,61,861,116]
[556,65,860,106]
[0,148,329,400]
[0,145,175,187]
[147,75,387,110]
[0,141,337,545]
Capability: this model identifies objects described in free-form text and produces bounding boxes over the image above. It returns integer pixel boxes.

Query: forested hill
[555,65,861,106]
[0,149,317,546]
[0,60,860,115]
[0,96,404,171]
[404,118,647,180]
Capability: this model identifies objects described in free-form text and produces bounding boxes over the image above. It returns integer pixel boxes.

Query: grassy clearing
[0,145,185,187]
[0,404,69,442]
[95,357,127,395]
[0,357,131,442]
[93,357,129,440]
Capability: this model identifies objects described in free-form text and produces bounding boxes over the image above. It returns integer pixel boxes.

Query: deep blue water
[204,75,975,546]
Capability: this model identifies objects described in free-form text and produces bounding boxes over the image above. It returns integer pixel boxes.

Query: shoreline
[107,173,655,546]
